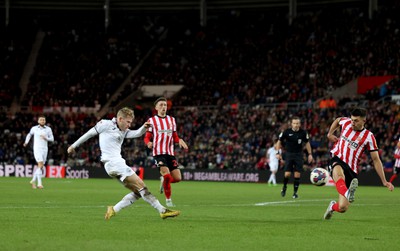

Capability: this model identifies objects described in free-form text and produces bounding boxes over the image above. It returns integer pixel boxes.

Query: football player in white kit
[67,107,180,220]
[266,139,280,186]
[24,115,54,189]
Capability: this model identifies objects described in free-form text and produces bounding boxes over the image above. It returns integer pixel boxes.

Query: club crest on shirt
[298,139,302,144]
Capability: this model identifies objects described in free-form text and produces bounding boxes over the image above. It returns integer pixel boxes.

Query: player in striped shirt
[323,107,394,220]
[144,97,188,207]
[389,138,400,183]
[24,115,54,189]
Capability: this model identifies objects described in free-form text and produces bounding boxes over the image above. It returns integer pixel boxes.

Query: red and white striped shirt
[146,115,177,156]
[394,138,400,168]
[330,117,378,173]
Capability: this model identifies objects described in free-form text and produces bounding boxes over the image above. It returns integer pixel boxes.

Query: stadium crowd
[1,3,400,173]
[1,4,398,110]
[1,100,399,174]
[0,21,36,107]
[19,14,164,108]
[123,6,400,106]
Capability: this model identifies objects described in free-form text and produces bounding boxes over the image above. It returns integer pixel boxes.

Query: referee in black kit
[276,116,314,199]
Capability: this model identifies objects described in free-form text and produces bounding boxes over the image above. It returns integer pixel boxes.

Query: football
[310,167,330,186]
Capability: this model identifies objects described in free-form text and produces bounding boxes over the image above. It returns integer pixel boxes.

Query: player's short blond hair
[117,107,134,118]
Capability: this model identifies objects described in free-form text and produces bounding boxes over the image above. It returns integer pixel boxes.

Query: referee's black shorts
[283,152,304,173]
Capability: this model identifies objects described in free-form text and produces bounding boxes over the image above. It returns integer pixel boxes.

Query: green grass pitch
[0,177,398,251]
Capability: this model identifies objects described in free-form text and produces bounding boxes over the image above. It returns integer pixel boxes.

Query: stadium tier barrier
[0,164,395,186]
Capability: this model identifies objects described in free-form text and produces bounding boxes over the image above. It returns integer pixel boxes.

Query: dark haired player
[324,107,394,220]
[144,97,188,207]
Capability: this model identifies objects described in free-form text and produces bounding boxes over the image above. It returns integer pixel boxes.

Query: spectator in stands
[326,96,337,109]
[319,98,329,109]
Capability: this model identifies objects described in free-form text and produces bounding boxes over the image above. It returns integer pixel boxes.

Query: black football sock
[283,177,289,189]
[294,178,300,193]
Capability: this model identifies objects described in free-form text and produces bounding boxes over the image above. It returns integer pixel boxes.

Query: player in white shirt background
[67,107,180,220]
[24,115,54,189]
[266,139,280,186]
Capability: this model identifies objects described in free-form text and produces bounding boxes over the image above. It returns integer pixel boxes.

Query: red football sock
[389,174,397,183]
[163,173,172,199]
[335,178,347,197]
[332,203,344,213]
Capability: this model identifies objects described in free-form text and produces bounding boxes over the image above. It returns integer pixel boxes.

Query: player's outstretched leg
[166,198,176,207]
[160,208,180,219]
[159,176,164,194]
[281,186,286,197]
[105,206,116,220]
[323,200,336,220]
[345,178,358,203]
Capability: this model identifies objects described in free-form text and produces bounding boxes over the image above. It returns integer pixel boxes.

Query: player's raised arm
[67,127,98,155]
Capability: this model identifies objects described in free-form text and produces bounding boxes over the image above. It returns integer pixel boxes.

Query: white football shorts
[33,148,48,164]
[104,158,135,182]
[269,161,279,172]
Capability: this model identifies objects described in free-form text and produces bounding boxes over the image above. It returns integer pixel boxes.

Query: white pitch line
[0,201,392,209]
[255,199,330,206]
[0,205,106,209]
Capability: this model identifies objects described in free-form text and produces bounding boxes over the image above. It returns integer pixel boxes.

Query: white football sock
[114,192,140,213]
[271,174,276,184]
[139,187,165,213]
[35,168,43,187]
